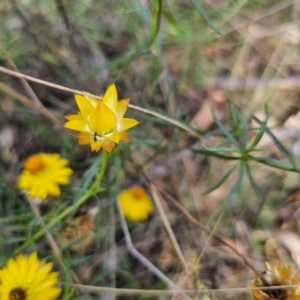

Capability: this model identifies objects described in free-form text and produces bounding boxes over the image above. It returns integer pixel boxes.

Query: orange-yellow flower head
[64,84,139,152]
[17,153,73,200]
[251,262,300,300]
[0,252,61,300]
[118,186,153,221]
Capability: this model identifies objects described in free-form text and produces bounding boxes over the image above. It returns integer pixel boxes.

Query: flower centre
[23,154,45,174]
[132,186,147,199]
[9,287,27,300]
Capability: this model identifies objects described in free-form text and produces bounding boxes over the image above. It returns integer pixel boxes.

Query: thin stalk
[116,200,192,300]
[90,150,107,191]
[0,67,200,138]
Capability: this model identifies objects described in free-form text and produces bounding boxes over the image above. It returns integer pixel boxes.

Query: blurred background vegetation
[1,0,300,299]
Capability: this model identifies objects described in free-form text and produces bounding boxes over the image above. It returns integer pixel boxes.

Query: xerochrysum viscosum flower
[251,261,300,300]
[0,252,61,300]
[64,84,139,152]
[17,153,73,200]
[118,186,153,221]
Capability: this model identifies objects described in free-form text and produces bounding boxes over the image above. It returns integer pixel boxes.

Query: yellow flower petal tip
[251,262,300,300]
[17,153,73,200]
[118,186,153,222]
[0,252,61,300]
[64,84,139,152]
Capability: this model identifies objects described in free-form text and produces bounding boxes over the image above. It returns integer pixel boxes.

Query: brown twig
[116,199,192,300]
[0,81,62,127]
[63,282,300,296]
[151,185,190,276]
[0,66,200,138]
[0,43,42,106]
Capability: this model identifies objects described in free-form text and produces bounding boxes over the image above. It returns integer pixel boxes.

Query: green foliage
[194,98,299,199]
[0,1,299,299]
[189,0,221,35]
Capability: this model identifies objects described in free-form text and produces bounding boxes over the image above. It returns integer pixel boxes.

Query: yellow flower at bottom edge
[251,262,300,300]
[118,186,153,221]
[17,153,73,200]
[0,252,61,300]
[64,84,139,153]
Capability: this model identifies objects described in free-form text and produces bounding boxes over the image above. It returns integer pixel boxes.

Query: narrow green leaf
[252,114,296,167]
[216,137,230,147]
[91,187,106,195]
[241,120,248,151]
[202,163,238,195]
[194,149,241,160]
[225,161,245,201]
[212,109,240,148]
[249,156,300,172]
[245,163,263,200]
[227,97,239,127]
[202,146,241,153]
[150,0,162,43]
[63,255,74,300]
[247,148,264,152]
[75,156,102,202]
[162,10,184,35]
[249,106,270,150]
[189,0,221,35]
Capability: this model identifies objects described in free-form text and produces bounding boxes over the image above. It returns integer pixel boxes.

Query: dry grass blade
[65,282,300,295]
[0,66,201,138]
[151,185,190,276]
[0,43,42,106]
[0,81,62,127]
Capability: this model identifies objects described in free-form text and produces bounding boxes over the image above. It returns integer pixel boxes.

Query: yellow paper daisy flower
[17,153,73,200]
[0,252,61,300]
[118,186,153,221]
[64,84,139,153]
[251,262,300,300]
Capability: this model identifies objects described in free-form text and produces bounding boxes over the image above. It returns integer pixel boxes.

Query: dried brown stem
[0,43,42,106]
[0,81,62,127]
[116,199,192,300]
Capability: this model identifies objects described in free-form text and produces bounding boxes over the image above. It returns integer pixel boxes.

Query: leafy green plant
[194,99,299,200]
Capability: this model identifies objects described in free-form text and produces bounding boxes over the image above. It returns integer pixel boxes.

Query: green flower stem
[13,150,108,256]
[89,149,107,191]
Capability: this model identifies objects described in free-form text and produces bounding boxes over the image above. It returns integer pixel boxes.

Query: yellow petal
[116,99,129,121]
[119,118,139,132]
[75,94,95,120]
[47,182,61,197]
[104,130,119,143]
[103,84,117,113]
[119,131,128,141]
[64,120,90,133]
[85,93,99,107]
[33,262,53,285]
[89,101,117,135]
[90,139,105,152]
[118,188,153,222]
[77,133,91,145]
[27,252,39,283]
[65,114,83,121]
[103,140,115,153]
